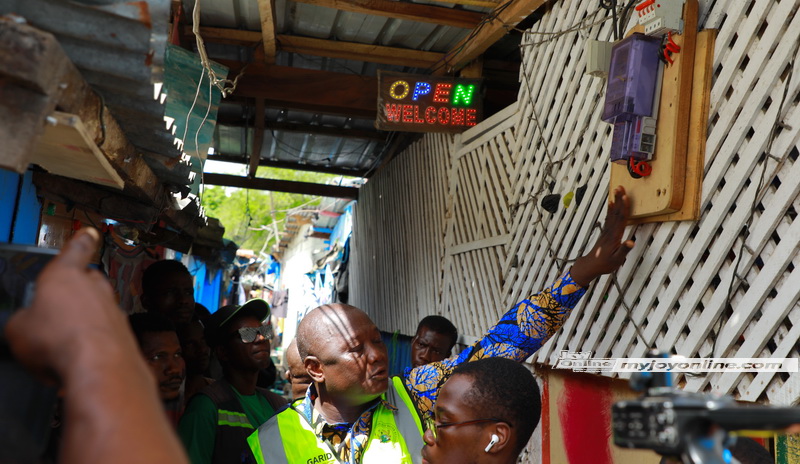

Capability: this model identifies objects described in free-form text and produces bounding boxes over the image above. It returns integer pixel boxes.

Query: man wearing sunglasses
[179,299,287,464]
[248,187,634,464]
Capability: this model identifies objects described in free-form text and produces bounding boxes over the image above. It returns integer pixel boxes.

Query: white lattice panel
[350,0,800,405]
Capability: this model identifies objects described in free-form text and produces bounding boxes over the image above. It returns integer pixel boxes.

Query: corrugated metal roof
[1,0,193,187]
[182,0,492,174]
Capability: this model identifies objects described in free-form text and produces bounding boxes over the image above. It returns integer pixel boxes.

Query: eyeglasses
[424,416,508,442]
[230,323,273,343]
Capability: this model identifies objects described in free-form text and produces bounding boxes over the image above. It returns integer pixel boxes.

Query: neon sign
[377,71,484,133]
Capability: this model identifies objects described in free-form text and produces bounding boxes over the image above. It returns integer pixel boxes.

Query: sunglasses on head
[230,323,273,343]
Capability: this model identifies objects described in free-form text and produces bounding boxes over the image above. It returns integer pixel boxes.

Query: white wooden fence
[350,0,800,405]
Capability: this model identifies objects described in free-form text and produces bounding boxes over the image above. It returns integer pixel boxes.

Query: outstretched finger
[604,187,630,234]
[49,228,100,272]
[613,239,635,263]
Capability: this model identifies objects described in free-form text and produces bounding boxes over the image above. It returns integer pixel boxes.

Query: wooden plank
[447,234,509,255]
[257,0,277,64]
[208,154,370,177]
[215,116,387,142]
[203,173,359,199]
[277,35,445,69]
[31,112,125,189]
[0,20,163,205]
[223,61,377,118]
[188,27,447,68]
[428,0,499,7]
[0,83,55,173]
[290,0,484,29]
[434,0,549,75]
[632,29,717,223]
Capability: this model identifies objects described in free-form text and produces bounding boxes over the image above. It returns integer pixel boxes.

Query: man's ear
[305,356,324,383]
[485,422,513,454]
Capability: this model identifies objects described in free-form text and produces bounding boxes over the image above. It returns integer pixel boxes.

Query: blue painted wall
[0,170,41,245]
[0,170,20,242]
[12,171,41,245]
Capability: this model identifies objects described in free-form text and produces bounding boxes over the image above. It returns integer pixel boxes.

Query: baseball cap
[205,298,270,347]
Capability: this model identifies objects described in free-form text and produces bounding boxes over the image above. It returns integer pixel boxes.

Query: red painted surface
[541,378,550,464]
[557,373,613,464]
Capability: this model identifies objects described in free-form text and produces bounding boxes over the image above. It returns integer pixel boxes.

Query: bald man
[249,187,635,464]
[284,339,312,401]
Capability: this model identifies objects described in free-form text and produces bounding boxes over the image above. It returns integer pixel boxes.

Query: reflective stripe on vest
[248,378,424,464]
[218,409,256,429]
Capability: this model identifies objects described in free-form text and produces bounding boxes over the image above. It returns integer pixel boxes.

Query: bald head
[285,338,311,400]
[297,304,372,359]
[297,304,389,405]
[286,338,303,372]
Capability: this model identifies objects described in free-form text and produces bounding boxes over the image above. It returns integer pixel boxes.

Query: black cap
[205,299,270,347]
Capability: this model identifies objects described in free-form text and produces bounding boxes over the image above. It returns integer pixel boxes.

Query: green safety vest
[248,376,424,464]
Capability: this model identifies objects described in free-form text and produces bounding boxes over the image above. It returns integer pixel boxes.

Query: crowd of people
[5,187,638,463]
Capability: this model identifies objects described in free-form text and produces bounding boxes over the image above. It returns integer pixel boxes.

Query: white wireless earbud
[484,434,499,453]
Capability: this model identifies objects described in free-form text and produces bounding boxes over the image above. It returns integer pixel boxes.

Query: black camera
[612,353,800,464]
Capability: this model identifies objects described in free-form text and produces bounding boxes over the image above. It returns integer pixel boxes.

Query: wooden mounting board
[609,0,699,219]
[31,112,125,189]
[633,28,717,224]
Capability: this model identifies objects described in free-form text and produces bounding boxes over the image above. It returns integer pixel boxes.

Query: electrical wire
[191,0,247,96]
[424,0,515,75]
[617,0,639,39]
[599,0,620,40]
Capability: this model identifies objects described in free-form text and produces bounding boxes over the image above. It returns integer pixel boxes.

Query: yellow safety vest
[248,377,424,464]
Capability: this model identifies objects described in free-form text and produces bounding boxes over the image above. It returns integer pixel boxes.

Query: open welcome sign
[376,71,484,133]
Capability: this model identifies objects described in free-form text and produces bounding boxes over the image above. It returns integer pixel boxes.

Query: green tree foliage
[201,167,344,254]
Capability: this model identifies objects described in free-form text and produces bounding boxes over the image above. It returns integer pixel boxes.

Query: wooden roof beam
[256,0,277,63]
[204,173,359,199]
[208,154,370,178]
[290,0,484,29]
[215,117,386,141]
[185,27,445,68]
[219,61,377,118]
[434,0,548,75]
[277,35,445,68]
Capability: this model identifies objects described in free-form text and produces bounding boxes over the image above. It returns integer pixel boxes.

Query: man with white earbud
[421,357,541,464]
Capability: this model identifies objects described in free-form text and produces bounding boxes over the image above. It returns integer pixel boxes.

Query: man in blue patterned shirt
[248,187,634,464]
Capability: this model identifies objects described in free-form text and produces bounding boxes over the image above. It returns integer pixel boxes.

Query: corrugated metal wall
[350,134,452,335]
[350,0,800,408]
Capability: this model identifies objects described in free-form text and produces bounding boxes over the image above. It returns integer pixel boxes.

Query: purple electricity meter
[602,33,662,122]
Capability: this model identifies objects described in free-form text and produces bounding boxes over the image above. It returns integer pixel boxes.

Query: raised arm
[4,228,189,464]
[406,186,634,413]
